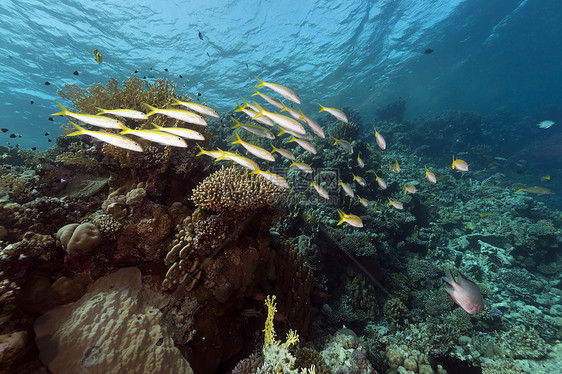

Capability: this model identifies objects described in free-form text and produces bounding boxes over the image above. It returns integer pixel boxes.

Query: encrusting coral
[33,267,193,374]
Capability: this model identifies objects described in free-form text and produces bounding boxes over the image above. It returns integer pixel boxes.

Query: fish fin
[170,98,181,106]
[279,102,288,112]
[195,144,207,157]
[318,103,326,112]
[231,131,242,144]
[252,108,264,120]
[251,87,261,96]
[51,101,68,116]
[441,269,455,286]
[254,77,266,88]
[66,121,86,136]
[143,103,158,117]
[116,122,131,134]
[336,210,345,225]
[95,107,107,115]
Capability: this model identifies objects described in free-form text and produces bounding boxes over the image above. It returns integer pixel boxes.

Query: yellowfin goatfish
[289,136,317,154]
[515,187,555,195]
[280,102,305,122]
[277,127,313,141]
[95,107,147,120]
[232,131,275,161]
[425,165,437,184]
[255,77,301,104]
[331,136,354,154]
[118,124,187,148]
[151,123,204,141]
[144,104,207,127]
[336,210,363,228]
[374,129,386,150]
[388,198,404,210]
[452,155,469,171]
[215,149,259,171]
[290,161,313,174]
[253,103,306,135]
[311,182,330,199]
[52,101,123,129]
[298,108,325,139]
[93,49,102,64]
[67,122,143,152]
[338,181,354,198]
[235,101,275,127]
[352,173,366,187]
[243,98,260,112]
[357,152,365,168]
[251,169,290,189]
[540,174,550,182]
[390,160,400,174]
[270,144,296,161]
[196,144,223,159]
[374,173,387,189]
[171,98,219,118]
[231,117,275,139]
[357,195,370,208]
[251,87,284,109]
[404,185,417,194]
[318,103,348,123]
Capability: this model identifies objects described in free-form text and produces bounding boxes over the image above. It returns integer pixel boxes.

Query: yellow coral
[283,330,299,347]
[263,295,277,346]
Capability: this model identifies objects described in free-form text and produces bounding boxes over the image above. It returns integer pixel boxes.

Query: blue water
[2,0,561,150]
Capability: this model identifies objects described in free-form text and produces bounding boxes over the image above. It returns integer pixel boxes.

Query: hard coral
[192,166,283,213]
[34,267,193,374]
[55,222,102,257]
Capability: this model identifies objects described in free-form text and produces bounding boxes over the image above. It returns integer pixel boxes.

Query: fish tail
[279,102,288,112]
[195,144,206,157]
[66,121,86,136]
[116,122,130,134]
[330,135,337,145]
[252,107,264,120]
[336,210,345,226]
[51,101,68,116]
[170,98,181,106]
[254,77,266,88]
[251,87,260,96]
[277,128,286,136]
[318,103,326,113]
[241,97,251,107]
[143,103,158,117]
[231,131,242,144]
[234,100,244,112]
[95,107,107,115]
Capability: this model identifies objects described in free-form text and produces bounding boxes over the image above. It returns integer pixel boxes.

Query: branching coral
[191,166,283,213]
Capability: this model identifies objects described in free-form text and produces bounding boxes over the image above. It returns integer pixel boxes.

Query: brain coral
[191,166,283,212]
[55,222,102,256]
[33,267,193,374]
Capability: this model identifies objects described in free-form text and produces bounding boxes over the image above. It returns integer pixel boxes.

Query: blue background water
[1,0,561,174]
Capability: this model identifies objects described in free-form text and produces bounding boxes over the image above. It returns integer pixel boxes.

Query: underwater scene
[1,0,561,373]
